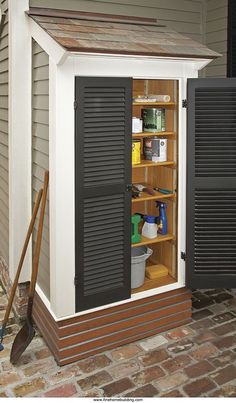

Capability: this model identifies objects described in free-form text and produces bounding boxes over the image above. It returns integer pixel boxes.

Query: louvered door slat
[75,77,132,312]
[187,78,236,288]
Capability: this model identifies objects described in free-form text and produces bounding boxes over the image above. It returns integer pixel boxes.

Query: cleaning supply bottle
[142,215,158,239]
[131,214,142,244]
[156,202,167,235]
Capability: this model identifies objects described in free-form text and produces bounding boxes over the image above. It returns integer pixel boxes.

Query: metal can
[142,108,165,132]
[144,137,167,163]
[132,139,141,165]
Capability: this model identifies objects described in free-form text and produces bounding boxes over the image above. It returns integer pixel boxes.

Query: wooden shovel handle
[2,189,43,328]
[28,171,49,300]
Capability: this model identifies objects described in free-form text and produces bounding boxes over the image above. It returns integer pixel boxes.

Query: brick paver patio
[0,284,236,397]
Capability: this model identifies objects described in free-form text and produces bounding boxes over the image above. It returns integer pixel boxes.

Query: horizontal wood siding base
[33,287,192,366]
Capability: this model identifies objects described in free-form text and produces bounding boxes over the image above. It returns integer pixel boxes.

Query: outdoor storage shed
[25,8,236,365]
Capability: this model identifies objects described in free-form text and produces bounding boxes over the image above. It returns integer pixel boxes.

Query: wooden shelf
[132,160,175,168]
[132,233,174,247]
[132,190,175,203]
[132,131,176,138]
[132,274,176,294]
[133,102,176,107]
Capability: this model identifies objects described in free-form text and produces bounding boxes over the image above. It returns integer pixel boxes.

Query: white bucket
[131,246,153,289]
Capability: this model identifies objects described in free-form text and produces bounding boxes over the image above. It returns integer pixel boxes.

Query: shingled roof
[28,8,220,60]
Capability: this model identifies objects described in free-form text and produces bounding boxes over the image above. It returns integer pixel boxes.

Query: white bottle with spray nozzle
[142,215,158,239]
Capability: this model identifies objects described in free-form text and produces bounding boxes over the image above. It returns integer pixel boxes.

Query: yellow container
[132,139,141,165]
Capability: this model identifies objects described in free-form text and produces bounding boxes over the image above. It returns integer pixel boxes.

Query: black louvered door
[227,0,236,77]
[186,78,236,288]
[75,77,132,312]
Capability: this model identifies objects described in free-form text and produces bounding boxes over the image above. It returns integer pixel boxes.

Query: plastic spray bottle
[156,201,167,235]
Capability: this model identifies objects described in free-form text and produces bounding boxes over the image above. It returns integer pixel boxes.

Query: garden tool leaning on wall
[0,189,43,352]
[10,171,49,364]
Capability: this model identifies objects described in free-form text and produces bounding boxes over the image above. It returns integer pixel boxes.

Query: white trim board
[36,279,186,322]
[8,0,32,282]
[29,18,67,65]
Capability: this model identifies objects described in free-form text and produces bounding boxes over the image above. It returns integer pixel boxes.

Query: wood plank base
[33,287,192,366]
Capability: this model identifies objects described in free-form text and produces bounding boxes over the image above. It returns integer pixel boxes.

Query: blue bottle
[156,202,167,235]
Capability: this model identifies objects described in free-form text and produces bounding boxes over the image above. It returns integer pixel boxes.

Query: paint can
[132,139,141,165]
[144,137,167,163]
[142,108,165,132]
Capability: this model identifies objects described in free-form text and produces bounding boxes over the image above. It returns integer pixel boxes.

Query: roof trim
[29,17,67,65]
[27,7,165,26]
[62,46,218,60]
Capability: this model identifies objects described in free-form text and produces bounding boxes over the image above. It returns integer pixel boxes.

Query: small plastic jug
[142,215,158,239]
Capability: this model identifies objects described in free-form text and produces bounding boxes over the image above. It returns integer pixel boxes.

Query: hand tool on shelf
[133,184,156,196]
[154,187,173,195]
[0,189,43,352]
[10,171,49,364]
[132,185,141,198]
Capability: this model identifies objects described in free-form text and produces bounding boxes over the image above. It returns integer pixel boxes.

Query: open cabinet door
[186,78,236,288]
[75,77,132,312]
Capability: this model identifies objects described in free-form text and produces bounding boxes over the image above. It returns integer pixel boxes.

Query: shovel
[0,189,43,352]
[10,171,49,364]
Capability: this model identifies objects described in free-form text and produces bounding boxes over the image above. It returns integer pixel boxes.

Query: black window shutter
[186,78,236,288]
[227,0,236,77]
[75,76,132,312]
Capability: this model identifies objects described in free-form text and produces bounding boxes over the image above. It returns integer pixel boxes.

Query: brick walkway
[0,285,236,397]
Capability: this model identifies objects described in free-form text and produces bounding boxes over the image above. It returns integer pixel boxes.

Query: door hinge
[182,99,188,108]
[181,252,186,261]
[74,276,79,286]
[74,100,78,110]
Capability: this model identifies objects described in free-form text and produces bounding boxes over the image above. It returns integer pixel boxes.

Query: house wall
[32,39,50,299]
[0,0,9,266]
[29,0,205,43]
[204,0,228,77]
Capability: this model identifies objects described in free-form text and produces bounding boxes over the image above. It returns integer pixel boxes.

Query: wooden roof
[28,8,220,59]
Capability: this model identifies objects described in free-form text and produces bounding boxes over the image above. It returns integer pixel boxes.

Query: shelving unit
[131,78,178,293]
[132,189,175,203]
[132,131,176,138]
[132,160,175,168]
[131,233,174,247]
[132,102,176,107]
[132,273,176,294]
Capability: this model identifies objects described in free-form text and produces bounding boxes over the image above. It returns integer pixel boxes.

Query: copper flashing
[27,7,163,26]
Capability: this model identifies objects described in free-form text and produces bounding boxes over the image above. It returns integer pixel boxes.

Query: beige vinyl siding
[30,0,205,43]
[204,0,228,77]
[32,40,50,299]
[0,0,9,265]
